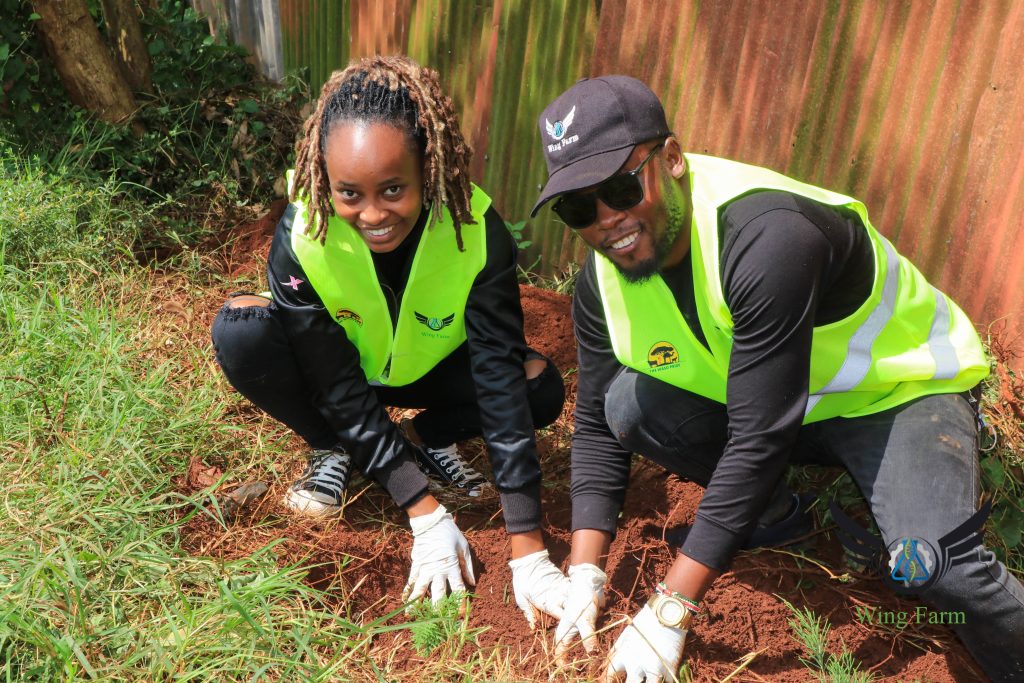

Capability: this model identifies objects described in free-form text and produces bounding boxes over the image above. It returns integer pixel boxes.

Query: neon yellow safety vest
[289,177,490,387]
[596,154,989,423]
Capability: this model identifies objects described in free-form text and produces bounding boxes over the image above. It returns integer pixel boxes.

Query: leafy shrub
[0,0,305,252]
[0,155,143,272]
[978,353,1024,573]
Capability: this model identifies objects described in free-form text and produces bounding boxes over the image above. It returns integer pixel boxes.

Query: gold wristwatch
[646,592,696,630]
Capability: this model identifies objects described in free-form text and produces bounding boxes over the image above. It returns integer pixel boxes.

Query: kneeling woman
[211,56,568,624]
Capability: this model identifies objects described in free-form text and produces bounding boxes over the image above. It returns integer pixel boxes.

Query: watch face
[656,598,685,625]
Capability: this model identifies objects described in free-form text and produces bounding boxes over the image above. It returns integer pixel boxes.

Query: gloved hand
[554,563,607,662]
[402,504,475,605]
[605,604,688,682]
[508,549,569,629]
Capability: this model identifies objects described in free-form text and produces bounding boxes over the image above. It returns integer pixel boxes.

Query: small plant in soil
[505,220,533,251]
[406,592,472,656]
[781,597,875,683]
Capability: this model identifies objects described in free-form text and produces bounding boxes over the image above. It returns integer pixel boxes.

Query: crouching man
[531,75,1024,682]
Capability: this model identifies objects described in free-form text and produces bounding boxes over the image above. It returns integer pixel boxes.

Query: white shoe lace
[426,444,485,487]
[301,451,351,496]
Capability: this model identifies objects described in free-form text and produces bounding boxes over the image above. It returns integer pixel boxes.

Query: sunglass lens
[599,174,644,211]
[554,195,596,229]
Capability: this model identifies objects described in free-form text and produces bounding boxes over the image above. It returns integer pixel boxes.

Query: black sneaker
[412,443,488,498]
[284,449,351,517]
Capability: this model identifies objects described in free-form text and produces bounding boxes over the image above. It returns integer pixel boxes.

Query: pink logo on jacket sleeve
[282,275,304,290]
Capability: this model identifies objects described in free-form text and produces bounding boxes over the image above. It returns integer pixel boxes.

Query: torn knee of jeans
[218,298,277,321]
[525,352,558,384]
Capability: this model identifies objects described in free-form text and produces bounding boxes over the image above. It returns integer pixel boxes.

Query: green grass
[0,155,142,273]
[0,166,425,681]
[0,268,362,680]
[0,162,567,682]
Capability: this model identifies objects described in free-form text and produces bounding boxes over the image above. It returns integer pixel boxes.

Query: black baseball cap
[531,75,671,217]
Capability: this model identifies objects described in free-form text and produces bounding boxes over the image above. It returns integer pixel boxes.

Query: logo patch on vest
[647,341,680,369]
[336,309,362,325]
[415,311,455,334]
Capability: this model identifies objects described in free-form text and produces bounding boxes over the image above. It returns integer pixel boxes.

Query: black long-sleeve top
[570,190,875,570]
[266,202,543,533]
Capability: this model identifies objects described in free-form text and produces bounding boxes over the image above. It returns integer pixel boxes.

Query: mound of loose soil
[521,284,577,374]
[177,208,987,681]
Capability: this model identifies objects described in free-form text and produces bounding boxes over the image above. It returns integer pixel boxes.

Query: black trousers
[210,299,565,451]
[605,369,1024,682]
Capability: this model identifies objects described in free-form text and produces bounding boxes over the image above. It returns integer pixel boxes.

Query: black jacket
[266,202,542,531]
[570,191,874,569]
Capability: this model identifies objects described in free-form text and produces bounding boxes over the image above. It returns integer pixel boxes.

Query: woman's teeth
[610,232,639,250]
[366,226,394,237]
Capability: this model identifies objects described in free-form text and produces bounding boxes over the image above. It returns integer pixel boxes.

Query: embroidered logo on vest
[415,311,455,332]
[647,341,680,369]
[336,309,362,325]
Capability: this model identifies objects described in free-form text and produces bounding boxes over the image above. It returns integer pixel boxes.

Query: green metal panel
[277,0,596,278]
[280,0,351,97]
[405,0,597,276]
[268,0,1024,351]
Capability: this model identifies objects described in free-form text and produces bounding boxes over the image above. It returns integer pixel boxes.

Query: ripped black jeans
[210,298,566,451]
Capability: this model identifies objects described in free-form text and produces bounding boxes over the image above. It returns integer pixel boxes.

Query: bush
[0,0,305,254]
[0,156,143,273]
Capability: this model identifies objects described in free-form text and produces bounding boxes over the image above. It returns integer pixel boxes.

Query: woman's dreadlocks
[291,55,475,248]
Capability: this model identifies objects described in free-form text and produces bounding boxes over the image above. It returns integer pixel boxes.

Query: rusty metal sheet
[590,0,1024,356]
[233,0,1024,355]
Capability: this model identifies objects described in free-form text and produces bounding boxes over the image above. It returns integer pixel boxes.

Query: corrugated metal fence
[203,0,1024,352]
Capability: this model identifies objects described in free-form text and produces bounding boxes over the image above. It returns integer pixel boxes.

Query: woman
[210,56,568,626]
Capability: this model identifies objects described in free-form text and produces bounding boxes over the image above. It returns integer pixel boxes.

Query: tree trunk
[33,0,137,124]
[100,0,153,94]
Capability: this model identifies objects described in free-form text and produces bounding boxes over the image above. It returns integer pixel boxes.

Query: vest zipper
[379,282,400,380]
[380,282,400,331]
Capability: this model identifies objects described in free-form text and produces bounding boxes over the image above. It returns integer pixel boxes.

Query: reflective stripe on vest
[597,153,988,423]
[289,174,490,386]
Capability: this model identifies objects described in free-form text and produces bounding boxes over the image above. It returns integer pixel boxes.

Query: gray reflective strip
[805,237,901,417]
[927,287,961,380]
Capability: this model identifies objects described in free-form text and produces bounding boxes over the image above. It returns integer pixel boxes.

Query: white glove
[402,504,476,605]
[508,549,569,629]
[554,563,607,661]
[606,604,688,682]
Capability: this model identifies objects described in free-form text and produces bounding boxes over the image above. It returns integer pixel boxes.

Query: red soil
[180,209,987,682]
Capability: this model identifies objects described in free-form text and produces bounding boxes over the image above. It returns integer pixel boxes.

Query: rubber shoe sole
[424,477,489,498]
[284,488,343,518]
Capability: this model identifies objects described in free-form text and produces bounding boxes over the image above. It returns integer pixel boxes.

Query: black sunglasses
[553,143,664,229]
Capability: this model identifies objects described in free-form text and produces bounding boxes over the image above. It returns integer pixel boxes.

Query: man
[531,75,1024,682]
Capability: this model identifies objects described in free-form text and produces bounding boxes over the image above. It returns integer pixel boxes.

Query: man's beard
[614,242,662,283]
[613,191,688,284]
